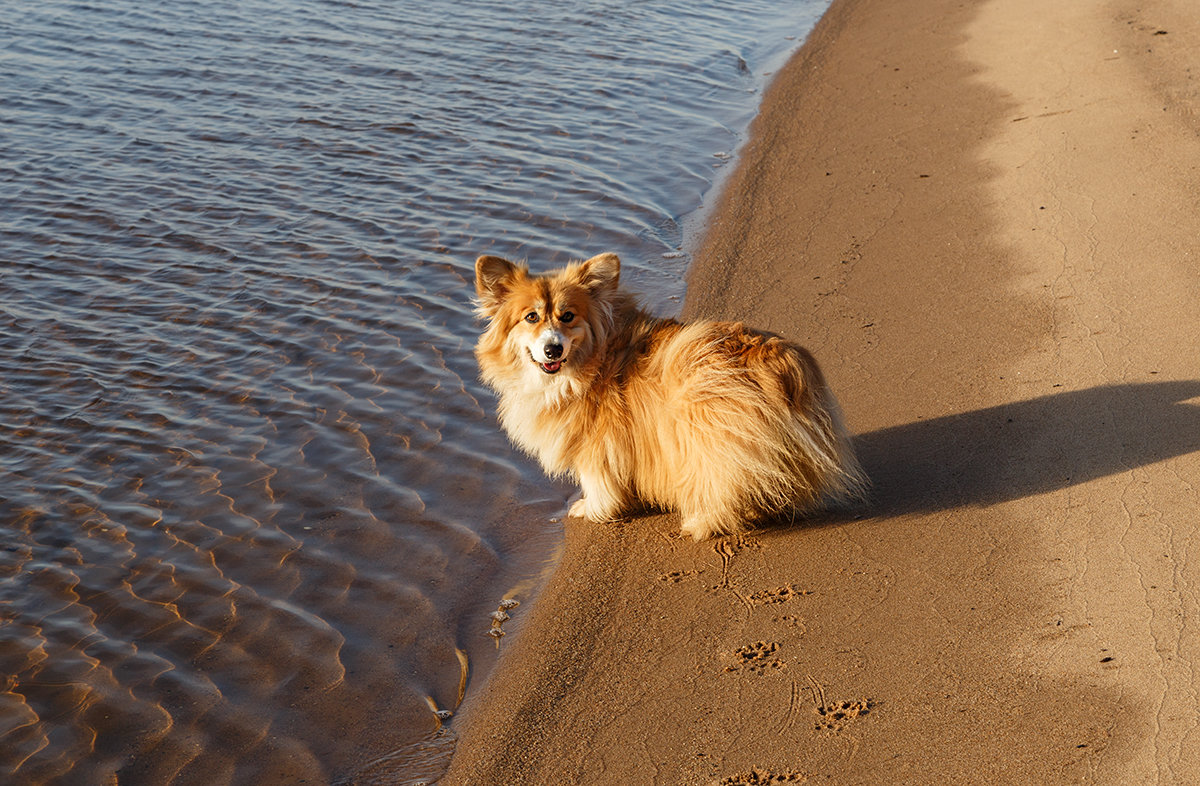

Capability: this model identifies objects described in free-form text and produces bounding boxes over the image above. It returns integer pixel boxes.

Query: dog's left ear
[574,252,620,296]
[475,255,522,317]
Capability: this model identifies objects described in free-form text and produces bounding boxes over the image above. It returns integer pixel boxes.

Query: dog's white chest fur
[497,390,578,475]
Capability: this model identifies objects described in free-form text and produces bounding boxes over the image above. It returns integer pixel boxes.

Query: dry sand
[442,0,1200,782]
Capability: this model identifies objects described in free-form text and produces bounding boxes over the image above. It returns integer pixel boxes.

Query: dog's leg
[677,481,748,540]
[568,472,625,521]
[679,507,744,541]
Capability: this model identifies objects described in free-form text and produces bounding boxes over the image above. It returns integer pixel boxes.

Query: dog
[473,252,865,540]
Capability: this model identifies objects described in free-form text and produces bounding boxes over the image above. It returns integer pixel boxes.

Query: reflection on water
[0,0,825,782]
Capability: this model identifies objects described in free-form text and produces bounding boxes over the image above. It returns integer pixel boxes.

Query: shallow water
[1,0,825,782]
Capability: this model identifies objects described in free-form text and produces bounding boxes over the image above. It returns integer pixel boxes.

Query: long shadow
[851,381,1200,517]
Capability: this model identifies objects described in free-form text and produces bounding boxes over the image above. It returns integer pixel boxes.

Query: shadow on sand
[848,380,1200,518]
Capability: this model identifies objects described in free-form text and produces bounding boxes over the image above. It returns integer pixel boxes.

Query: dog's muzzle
[539,342,564,374]
[530,330,568,374]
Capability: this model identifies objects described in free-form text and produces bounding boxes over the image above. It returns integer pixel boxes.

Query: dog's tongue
[541,361,562,374]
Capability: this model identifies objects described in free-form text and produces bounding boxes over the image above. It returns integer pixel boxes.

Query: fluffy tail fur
[661,324,866,539]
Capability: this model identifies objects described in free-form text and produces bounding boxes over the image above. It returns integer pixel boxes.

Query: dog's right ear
[475,255,522,318]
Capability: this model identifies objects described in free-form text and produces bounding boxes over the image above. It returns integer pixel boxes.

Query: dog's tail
[760,338,870,508]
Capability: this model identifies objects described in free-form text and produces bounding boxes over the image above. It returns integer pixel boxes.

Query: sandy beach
[443,0,1200,782]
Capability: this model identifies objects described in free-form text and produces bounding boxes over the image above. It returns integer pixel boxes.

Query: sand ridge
[442,0,1200,782]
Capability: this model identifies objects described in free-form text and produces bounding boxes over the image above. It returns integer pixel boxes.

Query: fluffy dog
[473,252,865,540]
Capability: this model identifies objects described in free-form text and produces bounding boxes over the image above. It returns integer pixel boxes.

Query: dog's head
[474,252,620,387]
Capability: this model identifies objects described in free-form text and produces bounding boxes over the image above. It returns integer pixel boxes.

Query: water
[0,0,826,782]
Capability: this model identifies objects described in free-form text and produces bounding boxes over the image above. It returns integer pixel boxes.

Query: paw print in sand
[719,767,807,785]
[746,585,811,606]
[814,698,872,731]
[724,641,785,674]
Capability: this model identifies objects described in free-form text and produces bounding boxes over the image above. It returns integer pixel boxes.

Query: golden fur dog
[473,252,865,540]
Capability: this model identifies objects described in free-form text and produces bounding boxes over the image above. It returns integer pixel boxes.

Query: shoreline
[442,0,1200,781]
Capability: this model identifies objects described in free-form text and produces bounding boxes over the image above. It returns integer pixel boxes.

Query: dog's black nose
[544,342,564,360]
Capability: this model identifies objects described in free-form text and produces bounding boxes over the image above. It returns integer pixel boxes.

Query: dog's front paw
[569,495,621,522]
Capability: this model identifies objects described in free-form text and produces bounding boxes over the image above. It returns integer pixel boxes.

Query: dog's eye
[560,311,575,324]
[523,311,539,324]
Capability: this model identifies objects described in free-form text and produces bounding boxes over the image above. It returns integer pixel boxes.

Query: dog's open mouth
[529,350,564,374]
[528,348,566,375]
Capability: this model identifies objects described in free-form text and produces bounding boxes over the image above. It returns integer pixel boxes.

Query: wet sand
[443,0,1200,782]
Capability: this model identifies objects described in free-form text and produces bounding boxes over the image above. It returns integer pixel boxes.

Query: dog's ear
[574,252,620,296]
[475,255,522,317]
